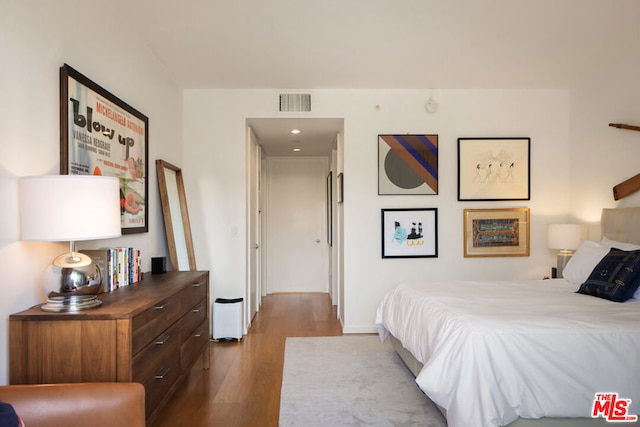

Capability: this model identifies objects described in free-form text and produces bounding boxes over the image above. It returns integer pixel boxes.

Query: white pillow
[562,240,609,285]
[601,236,640,251]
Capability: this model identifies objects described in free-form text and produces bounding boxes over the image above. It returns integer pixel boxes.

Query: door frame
[245,119,344,324]
[245,126,262,330]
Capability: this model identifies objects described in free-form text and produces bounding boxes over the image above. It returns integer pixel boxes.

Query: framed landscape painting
[458,137,530,201]
[381,208,438,258]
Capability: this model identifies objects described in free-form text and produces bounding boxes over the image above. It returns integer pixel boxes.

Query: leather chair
[0,382,145,427]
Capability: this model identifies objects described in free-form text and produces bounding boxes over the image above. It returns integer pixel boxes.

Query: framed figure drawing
[463,208,530,257]
[381,208,438,258]
[60,64,149,234]
[379,134,438,195]
[458,137,530,201]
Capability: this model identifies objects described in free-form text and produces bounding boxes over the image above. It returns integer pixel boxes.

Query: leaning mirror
[156,159,196,271]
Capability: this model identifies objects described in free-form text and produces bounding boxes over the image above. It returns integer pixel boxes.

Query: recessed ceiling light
[290,129,301,134]
[292,148,301,152]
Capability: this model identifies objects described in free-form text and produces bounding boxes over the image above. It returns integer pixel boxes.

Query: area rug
[279,335,447,426]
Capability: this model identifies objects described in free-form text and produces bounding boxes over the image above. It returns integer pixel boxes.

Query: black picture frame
[457,137,530,201]
[60,64,149,234]
[337,172,344,204]
[381,208,438,258]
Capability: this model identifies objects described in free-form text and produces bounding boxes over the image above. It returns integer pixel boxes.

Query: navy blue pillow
[0,401,19,427]
[577,248,640,302]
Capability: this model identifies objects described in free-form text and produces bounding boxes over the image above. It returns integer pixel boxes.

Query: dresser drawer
[133,322,180,384]
[141,355,180,419]
[180,279,208,314]
[180,319,209,371]
[131,297,182,355]
[180,299,207,343]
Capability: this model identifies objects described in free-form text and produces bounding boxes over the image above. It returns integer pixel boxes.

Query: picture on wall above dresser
[60,64,149,234]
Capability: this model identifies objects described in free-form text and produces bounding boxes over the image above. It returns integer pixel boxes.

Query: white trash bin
[212,297,243,341]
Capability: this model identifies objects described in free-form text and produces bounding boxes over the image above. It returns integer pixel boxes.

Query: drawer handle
[194,329,205,338]
[154,367,170,380]
[192,283,201,287]
[154,304,165,310]
[155,334,172,345]
[192,308,200,313]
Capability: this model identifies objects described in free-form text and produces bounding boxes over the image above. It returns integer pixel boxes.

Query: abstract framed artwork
[463,208,530,257]
[381,208,438,258]
[458,137,530,201]
[378,134,438,195]
[60,64,149,234]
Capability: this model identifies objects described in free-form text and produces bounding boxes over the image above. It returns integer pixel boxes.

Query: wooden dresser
[9,270,210,424]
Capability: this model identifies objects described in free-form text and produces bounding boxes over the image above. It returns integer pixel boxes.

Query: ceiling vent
[278,93,312,113]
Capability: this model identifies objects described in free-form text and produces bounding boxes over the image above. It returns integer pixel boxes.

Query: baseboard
[342,325,378,334]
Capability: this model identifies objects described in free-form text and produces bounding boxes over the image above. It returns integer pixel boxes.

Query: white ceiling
[110,0,640,155]
[247,118,343,157]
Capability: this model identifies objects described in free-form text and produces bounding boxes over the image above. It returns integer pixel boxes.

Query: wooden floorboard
[152,293,342,427]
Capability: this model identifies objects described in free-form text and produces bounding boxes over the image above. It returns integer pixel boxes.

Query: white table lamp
[547,223,587,278]
[20,175,121,311]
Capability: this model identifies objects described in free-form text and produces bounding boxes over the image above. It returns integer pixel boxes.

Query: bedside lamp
[20,175,121,312]
[547,223,587,278]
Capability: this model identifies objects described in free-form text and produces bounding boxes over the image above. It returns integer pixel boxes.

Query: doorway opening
[245,117,344,330]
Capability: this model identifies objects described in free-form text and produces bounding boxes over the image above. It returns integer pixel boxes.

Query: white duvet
[375,279,640,427]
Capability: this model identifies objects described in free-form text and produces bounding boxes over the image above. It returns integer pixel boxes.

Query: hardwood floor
[152,293,343,427]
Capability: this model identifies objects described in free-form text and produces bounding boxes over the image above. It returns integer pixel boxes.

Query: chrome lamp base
[40,247,104,312]
[41,295,103,312]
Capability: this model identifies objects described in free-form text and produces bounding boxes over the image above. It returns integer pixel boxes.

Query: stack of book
[80,248,142,292]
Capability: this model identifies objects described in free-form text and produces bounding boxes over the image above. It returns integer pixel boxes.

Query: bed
[375,208,640,427]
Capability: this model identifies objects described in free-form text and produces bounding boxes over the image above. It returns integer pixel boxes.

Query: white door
[267,157,328,293]
[246,127,261,326]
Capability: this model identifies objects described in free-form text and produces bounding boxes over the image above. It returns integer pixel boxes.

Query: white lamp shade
[547,223,587,251]
[20,175,122,241]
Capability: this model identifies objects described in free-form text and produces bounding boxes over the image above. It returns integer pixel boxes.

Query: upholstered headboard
[601,207,640,244]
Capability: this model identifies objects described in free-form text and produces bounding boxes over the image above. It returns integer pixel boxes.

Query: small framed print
[463,208,530,257]
[337,173,344,203]
[458,137,530,201]
[381,208,438,258]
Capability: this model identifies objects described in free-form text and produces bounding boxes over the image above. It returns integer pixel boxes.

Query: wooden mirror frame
[156,159,196,271]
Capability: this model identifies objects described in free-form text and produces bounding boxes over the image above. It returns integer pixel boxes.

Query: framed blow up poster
[60,64,149,234]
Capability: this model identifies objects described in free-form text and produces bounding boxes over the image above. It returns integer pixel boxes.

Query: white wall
[184,89,571,333]
[0,2,183,384]
[568,57,640,237]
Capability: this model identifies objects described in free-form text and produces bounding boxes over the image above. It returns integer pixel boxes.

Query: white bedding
[375,279,640,427]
